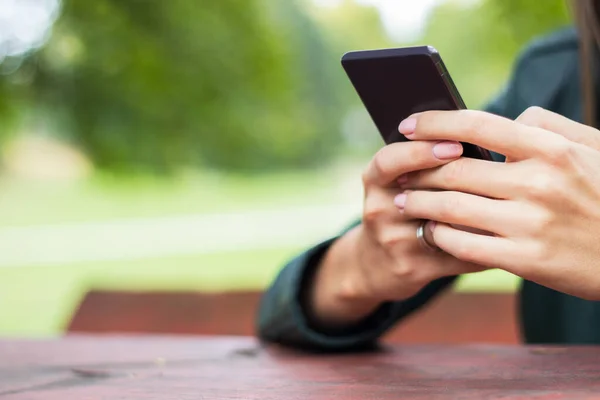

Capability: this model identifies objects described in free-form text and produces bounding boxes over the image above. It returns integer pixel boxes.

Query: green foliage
[14,0,350,173]
[304,0,392,53]
[309,0,395,107]
[488,0,571,44]
[0,0,575,173]
[302,0,396,153]
[417,0,571,109]
[0,65,23,141]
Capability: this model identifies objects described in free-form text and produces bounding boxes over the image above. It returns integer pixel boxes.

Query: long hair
[570,0,600,126]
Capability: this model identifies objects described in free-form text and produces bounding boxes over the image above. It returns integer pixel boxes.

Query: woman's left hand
[397,106,600,300]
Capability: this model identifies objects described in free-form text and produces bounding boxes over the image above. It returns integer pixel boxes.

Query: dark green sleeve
[255,220,457,351]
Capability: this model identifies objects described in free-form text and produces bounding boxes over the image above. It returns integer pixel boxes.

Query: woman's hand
[308,139,487,328]
[398,107,600,300]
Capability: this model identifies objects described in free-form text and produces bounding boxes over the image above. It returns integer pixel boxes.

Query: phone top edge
[341,45,440,64]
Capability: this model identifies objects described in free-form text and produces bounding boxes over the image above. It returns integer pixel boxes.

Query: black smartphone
[341,46,492,160]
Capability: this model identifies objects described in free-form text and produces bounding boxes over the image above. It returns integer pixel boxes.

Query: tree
[3,0,351,173]
[416,0,570,108]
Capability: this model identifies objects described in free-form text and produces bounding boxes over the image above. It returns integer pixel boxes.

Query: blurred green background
[0,0,570,336]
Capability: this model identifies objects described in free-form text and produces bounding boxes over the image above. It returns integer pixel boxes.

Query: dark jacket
[256,27,600,351]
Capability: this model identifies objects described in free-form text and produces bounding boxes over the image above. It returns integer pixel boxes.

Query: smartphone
[341,46,492,160]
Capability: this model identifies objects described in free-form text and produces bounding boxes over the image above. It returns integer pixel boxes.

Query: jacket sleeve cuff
[257,236,400,351]
[257,230,457,351]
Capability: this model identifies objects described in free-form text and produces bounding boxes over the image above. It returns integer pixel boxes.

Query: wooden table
[2,335,600,399]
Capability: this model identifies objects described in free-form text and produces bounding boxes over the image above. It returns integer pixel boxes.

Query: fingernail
[397,174,409,185]
[398,118,417,136]
[394,193,407,209]
[428,221,437,234]
[432,141,462,159]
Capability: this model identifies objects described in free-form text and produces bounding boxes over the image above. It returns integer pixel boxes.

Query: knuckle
[523,170,560,199]
[438,194,462,220]
[378,229,403,251]
[452,243,481,264]
[517,106,547,127]
[371,150,387,179]
[545,138,576,166]
[443,158,468,186]
[461,110,488,138]
[377,224,412,252]
[525,241,555,272]
[361,169,370,187]
[362,204,385,226]
[363,189,394,227]
[390,260,419,282]
[528,209,555,236]
[457,109,479,119]
[370,147,392,183]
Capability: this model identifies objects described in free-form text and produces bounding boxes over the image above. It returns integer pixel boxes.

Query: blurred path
[0,204,360,268]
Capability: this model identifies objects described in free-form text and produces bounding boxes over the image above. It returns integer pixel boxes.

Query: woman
[256,0,600,350]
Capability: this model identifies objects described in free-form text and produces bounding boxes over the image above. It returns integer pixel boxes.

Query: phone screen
[341,47,491,160]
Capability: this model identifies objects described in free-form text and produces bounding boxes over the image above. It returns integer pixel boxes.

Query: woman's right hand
[307,140,488,329]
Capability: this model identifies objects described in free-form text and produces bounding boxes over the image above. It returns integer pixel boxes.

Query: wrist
[307,226,382,329]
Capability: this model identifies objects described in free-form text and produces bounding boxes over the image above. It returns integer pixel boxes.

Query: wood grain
[1,335,599,399]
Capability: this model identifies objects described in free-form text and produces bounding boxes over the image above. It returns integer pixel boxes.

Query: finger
[422,220,436,248]
[398,110,564,161]
[418,249,488,280]
[399,190,528,237]
[422,221,491,252]
[430,222,522,272]
[403,157,521,200]
[363,187,408,226]
[363,140,463,187]
[364,221,485,298]
[516,106,600,149]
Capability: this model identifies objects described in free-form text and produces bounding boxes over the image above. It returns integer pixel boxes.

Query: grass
[0,167,520,337]
[0,246,299,337]
[0,167,353,227]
